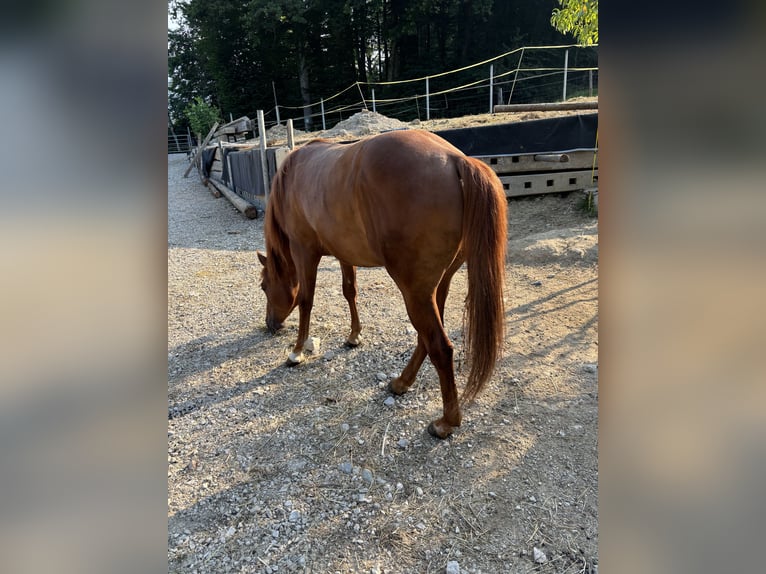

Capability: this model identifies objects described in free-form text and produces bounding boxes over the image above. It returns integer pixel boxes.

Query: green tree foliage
[167,0,575,126]
[168,25,217,129]
[184,96,222,138]
[550,0,598,46]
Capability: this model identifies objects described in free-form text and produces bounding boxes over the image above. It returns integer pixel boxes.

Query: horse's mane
[263,152,296,278]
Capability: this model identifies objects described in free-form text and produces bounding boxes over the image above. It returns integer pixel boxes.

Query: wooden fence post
[286,119,295,150]
[184,121,220,178]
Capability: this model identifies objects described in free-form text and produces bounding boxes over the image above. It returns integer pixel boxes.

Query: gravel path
[168,152,599,574]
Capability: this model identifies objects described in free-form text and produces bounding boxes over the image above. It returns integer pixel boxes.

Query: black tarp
[200,147,217,177]
[228,149,264,203]
[433,113,598,157]
[225,148,284,203]
[220,147,237,185]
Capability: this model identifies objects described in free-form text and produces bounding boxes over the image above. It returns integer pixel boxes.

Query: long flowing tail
[457,156,507,402]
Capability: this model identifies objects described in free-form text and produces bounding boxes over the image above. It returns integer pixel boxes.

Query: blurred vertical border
[1,2,765,573]
[0,2,167,573]
[600,1,766,573]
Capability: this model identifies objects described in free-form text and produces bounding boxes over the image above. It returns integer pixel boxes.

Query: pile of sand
[265,123,306,144]
[319,110,410,139]
[507,223,598,266]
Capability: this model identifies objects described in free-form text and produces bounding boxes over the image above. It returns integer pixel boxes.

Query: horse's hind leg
[340,262,361,347]
[405,297,461,439]
[390,258,462,397]
[390,273,462,438]
[390,336,427,395]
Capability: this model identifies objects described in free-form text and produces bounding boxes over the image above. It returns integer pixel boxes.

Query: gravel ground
[168,147,599,574]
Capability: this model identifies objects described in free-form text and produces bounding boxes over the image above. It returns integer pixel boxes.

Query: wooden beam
[204,180,222,198]
[533,153,569,162]
[257,110,270,202]
[207,178,259,219]
[493,101,598,113]
[184,121,220,178]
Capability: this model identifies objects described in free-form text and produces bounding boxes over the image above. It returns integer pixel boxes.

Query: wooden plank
[184,121,220,178]
[214,116,250,136]
[476,150,597,174]
[499,169,598,198]
[274,146,291,171]
[493,101,598,113]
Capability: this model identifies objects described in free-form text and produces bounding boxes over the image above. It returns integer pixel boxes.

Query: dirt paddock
[168,139,598,573]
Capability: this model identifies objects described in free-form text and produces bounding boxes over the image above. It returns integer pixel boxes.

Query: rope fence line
[355,43,591,86]
[248,44,597,130]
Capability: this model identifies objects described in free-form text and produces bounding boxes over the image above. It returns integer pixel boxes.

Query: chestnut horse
[257,130,507,438]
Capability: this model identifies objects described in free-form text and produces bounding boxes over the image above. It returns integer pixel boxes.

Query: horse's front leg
[340,262,362,347]
[287,255,321,365]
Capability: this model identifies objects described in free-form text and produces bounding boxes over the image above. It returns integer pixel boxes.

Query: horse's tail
[456,156,507,403]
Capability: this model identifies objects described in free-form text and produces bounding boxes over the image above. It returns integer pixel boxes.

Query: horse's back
[286,131,467,268]
[354,131,466,263]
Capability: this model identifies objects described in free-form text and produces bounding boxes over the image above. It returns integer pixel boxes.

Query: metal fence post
[489,64,494,114]
[426,77,430,120]
[320,98,326,131]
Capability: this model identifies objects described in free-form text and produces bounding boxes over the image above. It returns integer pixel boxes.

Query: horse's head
[257,251,298,333]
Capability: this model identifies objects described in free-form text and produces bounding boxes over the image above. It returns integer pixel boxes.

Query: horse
[257,130,507,438]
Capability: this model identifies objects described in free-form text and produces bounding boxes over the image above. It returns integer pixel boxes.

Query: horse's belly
[320,235,383,267]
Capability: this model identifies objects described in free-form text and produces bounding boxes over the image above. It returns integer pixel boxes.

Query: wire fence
[257,44,598,132]
[168,129,194,154]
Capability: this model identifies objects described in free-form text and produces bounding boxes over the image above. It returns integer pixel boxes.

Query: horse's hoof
[344,336,361,348]
[388,377,409,395]
[287,351,305,365]
[304,337,321,353]
[427,421,454,439]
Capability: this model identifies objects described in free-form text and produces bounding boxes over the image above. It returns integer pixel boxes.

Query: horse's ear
[257,251,267,266]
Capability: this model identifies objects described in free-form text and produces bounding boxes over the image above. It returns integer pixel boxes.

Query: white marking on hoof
[304,337,320,353]
[287,352,305,364]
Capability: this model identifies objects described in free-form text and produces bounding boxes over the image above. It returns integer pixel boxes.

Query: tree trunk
[353,4,367,82]
[459,0,473,63]
[298,51,312,131]
[377,7,383,79]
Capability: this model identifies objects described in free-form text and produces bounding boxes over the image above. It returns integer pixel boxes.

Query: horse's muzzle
[266,317,283,334]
